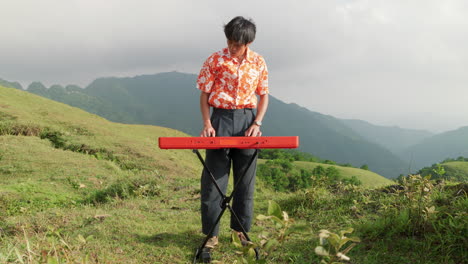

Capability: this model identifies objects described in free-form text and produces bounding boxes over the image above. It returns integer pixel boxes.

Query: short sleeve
[256,58,269,95]
[196,56,215,93]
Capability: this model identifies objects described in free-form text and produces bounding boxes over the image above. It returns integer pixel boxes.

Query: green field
[443,161,468,181]
[293,161,393,188]
[256,159,393,188]
[1,85,466,263]
[418,159,468,182]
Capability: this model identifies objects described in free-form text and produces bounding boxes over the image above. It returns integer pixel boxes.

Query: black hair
[224,16,256,44]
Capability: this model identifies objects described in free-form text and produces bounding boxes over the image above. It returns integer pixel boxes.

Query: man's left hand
[245,124,262,137]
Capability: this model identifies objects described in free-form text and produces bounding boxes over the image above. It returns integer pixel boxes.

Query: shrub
[232,200,295,263]
[343,176,362,186]
[258,159,312,192]
[40,129,67,148]
[259,149,321,162]
[0,121,42,136]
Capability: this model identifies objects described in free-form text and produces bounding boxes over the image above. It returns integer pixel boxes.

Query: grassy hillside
[257,159,393,188]
[444,161,468,181]
[418,159,468,182]
[1,85,466,264]
[0,85,204,263]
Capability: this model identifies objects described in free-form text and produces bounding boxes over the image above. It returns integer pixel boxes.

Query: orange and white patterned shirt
[197,47,269,109]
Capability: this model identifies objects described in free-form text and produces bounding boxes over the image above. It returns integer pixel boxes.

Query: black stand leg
[192,149,259,263]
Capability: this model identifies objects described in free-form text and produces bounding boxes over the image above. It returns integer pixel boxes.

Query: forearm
[255,94,269,122]
[200,92,215,137]
[200,92,212,126]
[244,94,268,137]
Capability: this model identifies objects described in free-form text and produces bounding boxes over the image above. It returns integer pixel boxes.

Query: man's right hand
[201,125,216,137]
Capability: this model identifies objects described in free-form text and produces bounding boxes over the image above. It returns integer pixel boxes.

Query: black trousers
[201,108,257,236]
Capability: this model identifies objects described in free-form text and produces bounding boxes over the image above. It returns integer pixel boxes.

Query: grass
[1,85,466,263]
[0,86,203,263]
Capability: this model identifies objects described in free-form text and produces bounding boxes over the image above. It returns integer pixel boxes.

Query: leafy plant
[399,174,435,234]
[231,231,260,264]
[231,200,295,263]
[314,228,360,264]
[256,200,295,250]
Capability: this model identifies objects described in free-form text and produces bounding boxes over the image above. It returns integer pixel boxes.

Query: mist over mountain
[263,98,409,177]
[341,119,434,155]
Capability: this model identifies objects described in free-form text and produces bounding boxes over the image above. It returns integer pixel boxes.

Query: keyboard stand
[192,149,259,263]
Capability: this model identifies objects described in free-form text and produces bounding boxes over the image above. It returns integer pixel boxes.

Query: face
[227,40,251,59]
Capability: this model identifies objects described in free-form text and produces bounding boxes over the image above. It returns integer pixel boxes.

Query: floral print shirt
[197,47,269,109]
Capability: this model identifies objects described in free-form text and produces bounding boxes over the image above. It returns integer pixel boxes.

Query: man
[196,16,269,256]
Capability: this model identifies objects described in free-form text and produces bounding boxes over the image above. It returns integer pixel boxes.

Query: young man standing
[196,16,269,255]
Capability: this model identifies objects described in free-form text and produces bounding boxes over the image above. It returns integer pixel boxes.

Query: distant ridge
[0,78,23,90]
[402,126,468,171]
[341,119,434,155]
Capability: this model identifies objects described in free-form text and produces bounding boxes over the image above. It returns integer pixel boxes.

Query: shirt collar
[222,47,254,63]
[244,48,253,63]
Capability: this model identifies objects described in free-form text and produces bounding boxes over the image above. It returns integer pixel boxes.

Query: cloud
[1,0,467,132]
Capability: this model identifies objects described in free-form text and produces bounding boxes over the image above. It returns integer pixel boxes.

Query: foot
[200,247,211,263]
[234,231,249,246]
[200,236,217,263]
[205,236,218,249]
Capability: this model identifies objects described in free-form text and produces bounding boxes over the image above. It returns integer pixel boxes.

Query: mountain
[0,78,23,90]
[263,99,408,178]
[22,72,408,178]
[0,83,391,192]
[402,126,468,171]
[341,119,434,155]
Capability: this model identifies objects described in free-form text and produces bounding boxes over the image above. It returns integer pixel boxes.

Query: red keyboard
[159,136,299,149]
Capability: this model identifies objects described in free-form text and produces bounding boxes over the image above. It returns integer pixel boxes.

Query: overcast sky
[1,0,467,133]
